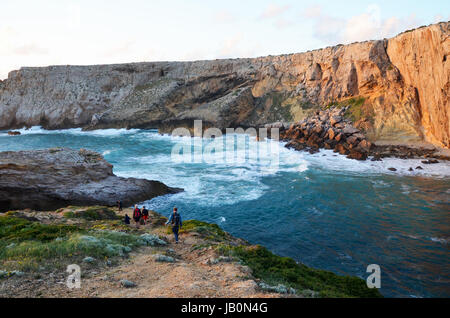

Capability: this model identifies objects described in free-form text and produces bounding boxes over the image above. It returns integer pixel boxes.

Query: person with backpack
[165,207,182,243]
[141,206,149,225]
[133,205,141,228]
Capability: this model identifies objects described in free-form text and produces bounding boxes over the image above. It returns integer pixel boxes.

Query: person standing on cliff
[166,207,182,243]
[117,200,123,211]
[141,206,149,225]
[133,205,141,228]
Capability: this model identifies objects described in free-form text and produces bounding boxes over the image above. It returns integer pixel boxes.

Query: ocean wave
[430,237,448,244]
[5,126,140,137]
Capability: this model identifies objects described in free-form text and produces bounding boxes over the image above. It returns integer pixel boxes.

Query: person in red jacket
[133,205,141,228]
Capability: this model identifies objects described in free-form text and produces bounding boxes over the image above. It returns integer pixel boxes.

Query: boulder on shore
[0,148,182,212]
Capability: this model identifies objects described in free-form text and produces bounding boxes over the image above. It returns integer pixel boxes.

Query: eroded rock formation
[0,148,181,212]
[0,22,448,148]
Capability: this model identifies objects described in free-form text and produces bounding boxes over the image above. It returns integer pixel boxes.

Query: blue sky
[0,0,448,78]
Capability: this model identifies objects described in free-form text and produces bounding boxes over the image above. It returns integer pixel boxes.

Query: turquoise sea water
[1,127,449,298]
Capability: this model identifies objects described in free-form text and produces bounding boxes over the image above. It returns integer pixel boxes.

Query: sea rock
[330,116,342,127]
[422,159,439,164]
[0,148,182,212]
[7,131,21,136]
[347,150,368,161]
[343,126,360,135]
[388,167,397,172]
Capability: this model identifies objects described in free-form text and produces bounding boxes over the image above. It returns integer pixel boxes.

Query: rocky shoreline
[265,106,449,163]
[0,148,182,212]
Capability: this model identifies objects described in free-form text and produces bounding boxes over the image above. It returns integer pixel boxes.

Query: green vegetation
[168,219,231,242]
[0,215,79,242]
[266,92,294,122]
[0,214,155,271]
[216,244,382,298]
[135,78,172,92]
[326,97,368,122]
[63,206,119,221]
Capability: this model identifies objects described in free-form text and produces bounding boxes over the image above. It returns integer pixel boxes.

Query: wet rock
[0,148,182,212]
[388,167,397,172]
[416,166,423,170]
[422,159,439,164]
[347,150,368,161]
[7,131,21,136]
[358,140,372,152]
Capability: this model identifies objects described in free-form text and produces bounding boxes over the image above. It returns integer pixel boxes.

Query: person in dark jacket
[141,206,149,225]
[165,207,182,243]
[124,214,131,225]
[117,200,123,211]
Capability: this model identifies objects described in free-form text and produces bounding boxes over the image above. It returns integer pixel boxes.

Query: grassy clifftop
[0,207,381,298]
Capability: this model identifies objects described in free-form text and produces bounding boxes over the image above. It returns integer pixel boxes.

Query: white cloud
[303,4,422,44]
[214,10,236,24]
[260,4,291,19]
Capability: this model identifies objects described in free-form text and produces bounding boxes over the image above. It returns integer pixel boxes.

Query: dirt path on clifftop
[0,208,282,298]
[72,235,275,298]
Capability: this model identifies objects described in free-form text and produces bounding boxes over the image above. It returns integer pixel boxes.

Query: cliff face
[387,23,449,148]
[0,22,448,148]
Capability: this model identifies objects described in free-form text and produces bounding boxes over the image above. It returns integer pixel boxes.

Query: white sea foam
[292,147,450,178]
[430,237,448,244]
[7,126,139,137]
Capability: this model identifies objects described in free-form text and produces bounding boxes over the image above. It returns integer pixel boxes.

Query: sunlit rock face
[0,22,448,148]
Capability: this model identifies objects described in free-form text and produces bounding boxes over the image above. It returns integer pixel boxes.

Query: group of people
[122,204,183,243]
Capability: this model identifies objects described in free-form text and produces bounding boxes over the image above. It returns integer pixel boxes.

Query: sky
[0,0,449,79]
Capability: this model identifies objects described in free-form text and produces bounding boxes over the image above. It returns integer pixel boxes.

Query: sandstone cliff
[0,22,448,148]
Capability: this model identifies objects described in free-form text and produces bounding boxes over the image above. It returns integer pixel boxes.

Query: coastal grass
[167,219,231,242]
[63,206,119,221]
[216,244,382,298]
[325,97,372,123]
[0,214,153,272]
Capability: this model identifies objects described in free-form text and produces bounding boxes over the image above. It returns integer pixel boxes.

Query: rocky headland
[0,148,181,212]
[0,22,448,150]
